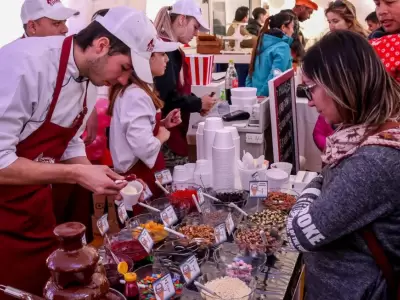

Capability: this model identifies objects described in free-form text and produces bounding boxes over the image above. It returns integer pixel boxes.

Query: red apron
[0,35,88,297]
[123,112,166,213]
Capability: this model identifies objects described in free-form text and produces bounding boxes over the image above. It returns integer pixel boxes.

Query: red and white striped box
[185,54,214,86]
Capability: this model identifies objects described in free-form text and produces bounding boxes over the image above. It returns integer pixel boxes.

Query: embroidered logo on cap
[147,39,155,52]
[47,0,60,6]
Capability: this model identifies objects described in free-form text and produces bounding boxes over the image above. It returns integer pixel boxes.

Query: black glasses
[296,83,316,101]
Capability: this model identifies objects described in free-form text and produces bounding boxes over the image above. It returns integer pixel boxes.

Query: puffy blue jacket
[246,30,293,96]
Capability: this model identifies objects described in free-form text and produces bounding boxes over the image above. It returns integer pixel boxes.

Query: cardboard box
[93,194,107,218]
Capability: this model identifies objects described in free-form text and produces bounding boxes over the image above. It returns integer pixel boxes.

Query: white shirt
[0,36,96,169]
[110,85,161,174]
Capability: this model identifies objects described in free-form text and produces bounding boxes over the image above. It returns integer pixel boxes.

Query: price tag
[180,255,201,284]
[97,214,109,236]
[249,181,269,198]
[143,185,153,200]
[138,228,154,254]
[197,188,205,206]
[117,203,128,224]
[153,273,175,300]
[225,213,235,235]
[173,182,189,190]
[155,169,173,185]
[82,235,87,245]
[160,205,178,227]
[214,223,227,244]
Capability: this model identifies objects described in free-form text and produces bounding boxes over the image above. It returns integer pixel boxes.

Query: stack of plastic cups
[173,165,190,189]
[203,117,224,182]
[225,126,240,177]
[184,163,196,184]
[194,159,212,188]
[212,129,235,190]
[196,122,205,160]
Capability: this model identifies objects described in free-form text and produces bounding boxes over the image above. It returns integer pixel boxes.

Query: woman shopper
[288,30,400,300]
[325,0,368,37]
[153,0,215,168]
[108,15,182,210]
[312,0,368,152]
[246,12,294,96]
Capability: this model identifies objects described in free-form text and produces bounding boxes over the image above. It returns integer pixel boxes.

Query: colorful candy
[138,273,182,300]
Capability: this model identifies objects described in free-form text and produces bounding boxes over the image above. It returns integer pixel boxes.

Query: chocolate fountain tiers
[44,222,124,300]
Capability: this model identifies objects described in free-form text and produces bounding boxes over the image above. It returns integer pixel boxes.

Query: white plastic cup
[213,129,234,149]
[185,163,196,180]
[231,87,257,98]
[204,117,224,131]
[173,165,189,182]
[121,181,144,210]
[270,162,293,176]
[196,122,205,160]
[265,169,289,189]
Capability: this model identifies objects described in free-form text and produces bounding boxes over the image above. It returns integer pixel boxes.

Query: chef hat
[21,0,79,24]
[96,7,180,84]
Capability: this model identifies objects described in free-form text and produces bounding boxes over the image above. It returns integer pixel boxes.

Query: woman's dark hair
[252,7,267,20]
[91,8,109,21]
[74,21,130,56]
[234,6,250,22]
[302,30,400,126]
[365,11,379,24]
[248,12,294,77]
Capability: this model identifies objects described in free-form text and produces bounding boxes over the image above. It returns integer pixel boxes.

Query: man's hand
[75,165,127,200]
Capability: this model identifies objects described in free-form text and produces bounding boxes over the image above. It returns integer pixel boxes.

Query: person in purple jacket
[312,115,334,151]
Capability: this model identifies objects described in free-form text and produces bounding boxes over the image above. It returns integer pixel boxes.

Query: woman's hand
[156,126,171,144]
[162,109,182,129]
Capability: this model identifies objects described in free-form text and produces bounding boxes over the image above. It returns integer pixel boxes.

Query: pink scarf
[322,123,400,167]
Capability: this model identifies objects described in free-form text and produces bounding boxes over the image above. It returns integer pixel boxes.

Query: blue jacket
[246,31,293,96]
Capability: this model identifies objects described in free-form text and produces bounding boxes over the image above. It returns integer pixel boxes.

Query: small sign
[138,228,154,254]
[97,214,109,236]
[160,205,178,227]
[143,185,153,200]
[180,255,201,284]
[117,203,128,224]
[153,273,175,300]
[249,181,268,198]
[155,169,172,185]
[214,223,227,244]
[197,188,205,206]
[225,213,235,235]
[173,182,189,190]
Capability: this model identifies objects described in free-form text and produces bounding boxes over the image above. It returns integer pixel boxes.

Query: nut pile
[178,225,215,245]
[235,228,280,254]
[263,191,296,212]
[247,209,286,228]
[204,211,229,226]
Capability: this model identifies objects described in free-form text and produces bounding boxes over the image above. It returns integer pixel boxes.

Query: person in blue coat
[246,12,294,96]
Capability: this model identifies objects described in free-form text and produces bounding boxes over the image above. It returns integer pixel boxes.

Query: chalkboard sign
[268,69,300,174]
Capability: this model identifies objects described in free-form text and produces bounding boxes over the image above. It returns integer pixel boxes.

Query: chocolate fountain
[44,222,124,300]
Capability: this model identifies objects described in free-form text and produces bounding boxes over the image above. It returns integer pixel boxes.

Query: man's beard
[86,55,108,86]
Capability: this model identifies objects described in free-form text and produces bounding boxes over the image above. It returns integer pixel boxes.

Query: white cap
[171,0,209,32]
[96,7,180,84]
[21,0,79,24]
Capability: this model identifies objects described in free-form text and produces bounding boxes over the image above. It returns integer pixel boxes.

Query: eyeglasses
[297,83,316,101]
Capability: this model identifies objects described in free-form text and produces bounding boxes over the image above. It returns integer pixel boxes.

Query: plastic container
[108,229,149,262]
[231,87,257,98]
[265,169,289,189]
[263,188,299,213]
[127,213,168,244]
[213,189,248,208]
[213,243,266,279]
[121,181,144,210]
[103,252,134,293]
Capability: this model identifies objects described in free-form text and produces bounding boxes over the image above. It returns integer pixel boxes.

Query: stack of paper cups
[196,122,205,160]
[225,126,240,178]
[203,117,224,170]
[194,159,212,188]
[212,129,235,190]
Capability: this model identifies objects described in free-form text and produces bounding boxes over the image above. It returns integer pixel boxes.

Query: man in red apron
[0,7,146,297]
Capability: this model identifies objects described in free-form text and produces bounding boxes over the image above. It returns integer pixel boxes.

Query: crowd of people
[0,0,399,299]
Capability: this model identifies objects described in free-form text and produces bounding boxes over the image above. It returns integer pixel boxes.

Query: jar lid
[124,272,137,282]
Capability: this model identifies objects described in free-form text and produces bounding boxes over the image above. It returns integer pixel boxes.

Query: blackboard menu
[268,69,300,174]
